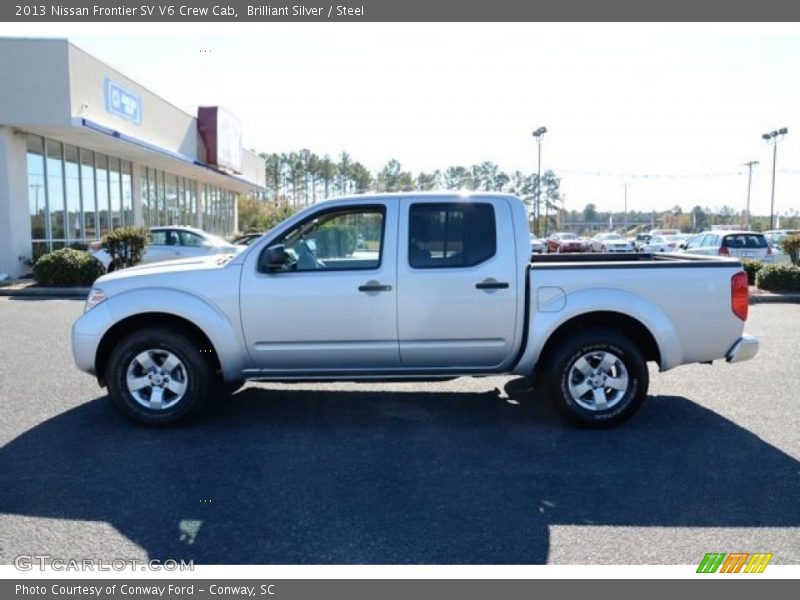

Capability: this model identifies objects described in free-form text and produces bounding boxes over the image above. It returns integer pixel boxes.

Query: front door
[240,201,399,372]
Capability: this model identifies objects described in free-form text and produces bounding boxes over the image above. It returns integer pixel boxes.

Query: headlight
[85,288,107,313]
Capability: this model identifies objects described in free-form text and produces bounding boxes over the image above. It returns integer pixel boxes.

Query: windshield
[605,234,624,241]
[560,233,578,240]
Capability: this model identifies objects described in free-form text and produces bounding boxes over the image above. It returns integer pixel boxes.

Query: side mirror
[260,244,287,272]
[679,243,687,250]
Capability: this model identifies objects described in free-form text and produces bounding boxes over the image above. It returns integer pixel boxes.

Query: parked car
[632,233,653,252]
[639,234,681,253]
[679,231,773,261]
[547,232,587,253]
[73,192,758,429]
[530,236,546,254]
[590,233,634,253]
[89,226,242,271]
[763,229,800,251]
[232,232,264,247]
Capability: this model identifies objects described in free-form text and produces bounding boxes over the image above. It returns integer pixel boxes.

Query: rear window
[409,203,496,268]
[723,234,767,249]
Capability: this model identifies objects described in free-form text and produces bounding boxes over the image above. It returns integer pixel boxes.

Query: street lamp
[762,127,788,230]
[742,160,758,230]
[532,126,547,236]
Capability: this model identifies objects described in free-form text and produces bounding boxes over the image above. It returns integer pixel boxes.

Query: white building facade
[0,38,266,277]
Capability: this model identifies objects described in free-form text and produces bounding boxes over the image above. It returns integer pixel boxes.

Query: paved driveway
[1,298,798,564]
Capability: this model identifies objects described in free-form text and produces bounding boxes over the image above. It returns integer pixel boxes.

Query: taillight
[731,271,748,321]
[719,246,730,256]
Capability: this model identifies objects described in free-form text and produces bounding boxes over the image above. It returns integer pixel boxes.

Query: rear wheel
[106,328,220,426]
[542,328,648,428]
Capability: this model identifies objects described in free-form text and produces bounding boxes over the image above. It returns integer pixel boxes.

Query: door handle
[358,283,392,292]
[476,280,509,290]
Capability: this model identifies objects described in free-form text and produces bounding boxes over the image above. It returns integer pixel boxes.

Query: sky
[3,22,800,218]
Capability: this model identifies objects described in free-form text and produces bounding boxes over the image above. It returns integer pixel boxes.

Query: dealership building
[0,37,266,278]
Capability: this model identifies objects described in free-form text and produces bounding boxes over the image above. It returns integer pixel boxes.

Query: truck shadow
[1,380,799,564]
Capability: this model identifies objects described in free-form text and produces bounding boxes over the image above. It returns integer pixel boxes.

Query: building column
[0,127,33,278]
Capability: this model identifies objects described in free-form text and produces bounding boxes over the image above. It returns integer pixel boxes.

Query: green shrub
[755,263,800,291]
[782,234,800,266]
[102,226,148,270]
[33,248,106,286]
[740,259,764,285]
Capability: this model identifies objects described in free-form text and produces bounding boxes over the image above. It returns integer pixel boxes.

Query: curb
[0,286,89,299]
[750,293,800,305]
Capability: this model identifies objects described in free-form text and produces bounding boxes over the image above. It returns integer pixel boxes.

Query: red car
[547,232,587,253]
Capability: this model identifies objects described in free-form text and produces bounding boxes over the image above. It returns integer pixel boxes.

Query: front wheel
[542,328,648,428]
[106,328,220,426]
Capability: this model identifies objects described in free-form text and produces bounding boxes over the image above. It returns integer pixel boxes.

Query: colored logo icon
[697,552,773,573]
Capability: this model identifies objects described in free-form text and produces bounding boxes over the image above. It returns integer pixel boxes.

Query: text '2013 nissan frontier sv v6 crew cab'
[72,193,759,428]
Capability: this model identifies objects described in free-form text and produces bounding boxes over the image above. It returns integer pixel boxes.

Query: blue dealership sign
[104,78,142,125]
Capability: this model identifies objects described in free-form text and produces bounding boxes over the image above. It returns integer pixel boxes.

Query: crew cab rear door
[397,197,519,369]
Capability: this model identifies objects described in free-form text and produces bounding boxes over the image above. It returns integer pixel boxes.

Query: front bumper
[725,334,759,364]
[71,301,114,375]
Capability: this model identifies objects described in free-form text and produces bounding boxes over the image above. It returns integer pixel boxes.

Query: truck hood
[95,254,236,287]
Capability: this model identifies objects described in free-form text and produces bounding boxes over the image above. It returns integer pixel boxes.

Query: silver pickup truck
[72,193,758,428]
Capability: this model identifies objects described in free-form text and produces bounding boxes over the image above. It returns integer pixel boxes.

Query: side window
[276,207,384,272]
[409,203,496,269]
[178,231,204,247]
[149,231,167,245]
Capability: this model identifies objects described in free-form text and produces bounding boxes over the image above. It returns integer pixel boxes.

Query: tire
[106,327,220,426]
[542,328,648,428]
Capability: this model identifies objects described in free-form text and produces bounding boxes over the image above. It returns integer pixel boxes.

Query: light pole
[623,183,628,234]
[743,160,758,230]
[762,127,788,230]
[532,126,547,236]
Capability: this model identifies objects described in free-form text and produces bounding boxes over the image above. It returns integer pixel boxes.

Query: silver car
[679,231,773,261]
[89,226,241,271]
[590,233,634,253]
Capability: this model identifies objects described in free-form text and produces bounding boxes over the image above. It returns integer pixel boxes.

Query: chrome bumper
[726,334,759,364]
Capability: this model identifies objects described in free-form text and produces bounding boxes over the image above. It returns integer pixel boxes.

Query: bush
[755,263,800,291]
[238,197,298,233]
[782,234,800,266]
[33,248,106,286]
[102,226,148,270]
[740,259,764,285]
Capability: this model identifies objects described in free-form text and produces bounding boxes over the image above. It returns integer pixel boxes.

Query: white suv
[90,226,241,271]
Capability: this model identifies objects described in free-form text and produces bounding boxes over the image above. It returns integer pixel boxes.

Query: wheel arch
[95,312,220,386]
[528,310,663,384]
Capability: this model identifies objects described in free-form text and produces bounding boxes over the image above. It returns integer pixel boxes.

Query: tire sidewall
[549,331,648,428]
[107,329,214,426]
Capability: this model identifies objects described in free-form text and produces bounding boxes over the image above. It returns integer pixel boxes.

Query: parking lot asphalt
[0,298,799,565]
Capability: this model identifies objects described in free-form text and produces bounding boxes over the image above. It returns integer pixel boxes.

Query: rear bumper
[725,334,759,364]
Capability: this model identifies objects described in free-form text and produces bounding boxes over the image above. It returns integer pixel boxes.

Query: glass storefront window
[80,150,98,241]
[27,135,47,244]
[96,153,110,235]
[46,140,65,241]
[25,134,241,257]
[165,172,178,225]
[108,157,121,229]
[121,161,133,227]
[64,145,81,242]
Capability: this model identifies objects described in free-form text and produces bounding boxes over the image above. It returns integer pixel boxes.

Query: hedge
[755,263,800,291]
[740,259,764,285]
[33,248,106,286]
